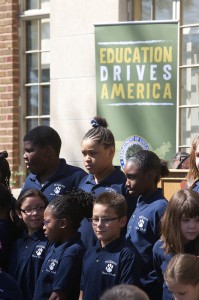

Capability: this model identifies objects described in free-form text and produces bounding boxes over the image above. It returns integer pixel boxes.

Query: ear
[59,218,68,229]
[146,170,155,182]
[119,216,127,228]
[44,145,54,158]
[17,210,23,219]
[108,146,115,159]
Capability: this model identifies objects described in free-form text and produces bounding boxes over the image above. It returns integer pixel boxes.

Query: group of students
[0,116,199,300]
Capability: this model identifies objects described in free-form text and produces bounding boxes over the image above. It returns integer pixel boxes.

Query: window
[130,0,199,153]
[20,0,50,132]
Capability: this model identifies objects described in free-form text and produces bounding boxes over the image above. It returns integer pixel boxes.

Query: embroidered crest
[36,247,44,256]
[106,263,114,273]
[54,186,61,194]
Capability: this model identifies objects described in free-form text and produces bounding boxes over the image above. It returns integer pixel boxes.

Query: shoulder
[153,239,164,254]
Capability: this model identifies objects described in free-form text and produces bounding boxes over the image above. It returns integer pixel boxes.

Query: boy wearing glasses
[79,191,142,300]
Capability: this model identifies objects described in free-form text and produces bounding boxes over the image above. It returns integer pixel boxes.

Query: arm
[78,290,83,300]
[49,291,68,300]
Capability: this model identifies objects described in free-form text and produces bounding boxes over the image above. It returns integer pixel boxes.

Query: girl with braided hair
[33,189,93,300]
[78,116,135,249]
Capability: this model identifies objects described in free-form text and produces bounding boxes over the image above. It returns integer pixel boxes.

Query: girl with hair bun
[78,116,135,249]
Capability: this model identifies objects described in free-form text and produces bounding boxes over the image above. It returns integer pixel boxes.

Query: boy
[79,191,142,300]
[21,125,87,202]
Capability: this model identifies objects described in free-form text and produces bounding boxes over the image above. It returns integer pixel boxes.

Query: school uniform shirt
[189,179,199,193]
[80,237,142,300]
[8,228,49,300]
[0,219,15,271]
[153,239,198,300]
[21,158,87,202]
[33,237,85,300]
[78,166,136,249]
[0,269,23,300]
[126,188,168,300]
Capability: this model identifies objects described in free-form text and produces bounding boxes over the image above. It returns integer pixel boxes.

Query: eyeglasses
[89,217,120,226]
[20,206,45,215]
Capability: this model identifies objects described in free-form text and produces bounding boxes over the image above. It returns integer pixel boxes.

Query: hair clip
[91,119,99,128]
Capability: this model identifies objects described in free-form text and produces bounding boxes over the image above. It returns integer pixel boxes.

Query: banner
[95,21,178,167]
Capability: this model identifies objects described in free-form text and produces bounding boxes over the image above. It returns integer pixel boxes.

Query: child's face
[167,281,199,300]
[43,207,62,243]
[23,141,49,175]
[124,162,152,197]
[92,204,126,247]
[81,139,114,177]
[180,217,199,243]
[195,144,199,171]
[19,196,46,235]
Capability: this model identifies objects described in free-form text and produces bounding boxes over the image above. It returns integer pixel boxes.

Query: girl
[8,188,49,300]
[164,254,199,300]
[33,189,93,300]
[124,150,169,300]
[186,135,199,191]
[78,116,135,248]
[153,189,199,300]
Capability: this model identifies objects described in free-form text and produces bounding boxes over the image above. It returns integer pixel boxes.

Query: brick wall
[0,0,20,187]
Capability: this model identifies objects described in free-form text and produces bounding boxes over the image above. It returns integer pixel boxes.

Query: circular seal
[120,135,149,169]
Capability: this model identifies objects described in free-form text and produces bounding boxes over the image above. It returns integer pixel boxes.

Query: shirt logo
[49,261,56,271]
[106,263,114,273]
[136,215,148,232]
[102,260,117,277]
[36,247,44,256]
[54,186,61,194]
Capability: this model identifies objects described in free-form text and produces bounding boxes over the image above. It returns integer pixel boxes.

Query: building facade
[0,0,199,187]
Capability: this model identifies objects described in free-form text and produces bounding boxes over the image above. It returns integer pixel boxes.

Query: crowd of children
[1,117,199,300]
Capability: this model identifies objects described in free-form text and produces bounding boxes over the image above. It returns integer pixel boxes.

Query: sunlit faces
[180,217,199,243]
[195,144,199,171]
[124,162,153,197]
[167,281,199,300]
[23,141,49,175]
[91,204,127,247]
[19,196,46,235]
[81,139,114,178]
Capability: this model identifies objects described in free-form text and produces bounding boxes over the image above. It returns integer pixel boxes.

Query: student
[78,116,135,248]
[0,268,23,300]
[0,183,18,271]
[9,188,49,300]
[33,189,93,300]
[21,125,87,202]
[172,152,190,169]
[153,189,199,300]
[164,254,199,300]
[0,150,11,189]
[124,150,169,300]
[100,284,149,300]
[79,191,142,300]
[186,135,199,191]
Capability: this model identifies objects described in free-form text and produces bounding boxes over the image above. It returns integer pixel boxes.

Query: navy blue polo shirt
[126,188,168,300]
[0,270,23,300]
[33,237,85,300]
[190,179,199,193]
[153,238,198,300]
[80,237,142,300]
[21,158,87,202]
[8,229,49,300]
[78,167,136,249]
[0,219,15,271]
